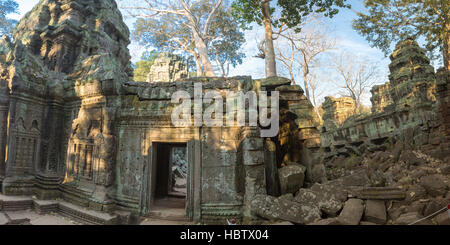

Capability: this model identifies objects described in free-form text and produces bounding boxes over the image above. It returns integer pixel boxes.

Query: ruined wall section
[322,96,356,131]
[370,83,392,113]
[0,0,133,203]
[321,39,444,160]
[147,53,188,83]
[119,77,266,223]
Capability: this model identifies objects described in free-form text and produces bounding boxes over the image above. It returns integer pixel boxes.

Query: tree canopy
[231,0,350,78]
[353,0,450,70]
[0,0,18,38]
[122,0,245,77]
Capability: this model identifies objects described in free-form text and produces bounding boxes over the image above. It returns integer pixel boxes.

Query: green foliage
[133,51,158,82]
[0,0,18,38]
[131,1,245,77]
[353,0,449,61]
[209,6,246,76]
[232,0,350,31]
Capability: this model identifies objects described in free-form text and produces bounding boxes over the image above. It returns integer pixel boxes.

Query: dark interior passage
[154,143,188,201]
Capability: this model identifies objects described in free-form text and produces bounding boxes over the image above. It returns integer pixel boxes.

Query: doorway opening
[151,143,188,219]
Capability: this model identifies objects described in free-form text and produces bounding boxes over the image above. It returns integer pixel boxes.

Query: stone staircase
[0,194,121,225]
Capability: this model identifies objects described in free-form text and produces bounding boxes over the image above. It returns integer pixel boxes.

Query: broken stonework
[337,199,364,225]
[322,96,356,131]
[295,188,342,217]
[394,212,433,225]
[250,194,321,224]
[279,165,306,194]
[419,175,448,197]
[146,53,188,83]
[0,0,323,224]
[363,200,387,224]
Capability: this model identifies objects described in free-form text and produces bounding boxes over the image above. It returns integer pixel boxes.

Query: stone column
[242,127,266,220]
[0,84,8,178]
[0,104,8,178]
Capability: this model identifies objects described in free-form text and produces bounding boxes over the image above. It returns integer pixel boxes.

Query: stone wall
[321,39,447,161]
[322,96,356,131]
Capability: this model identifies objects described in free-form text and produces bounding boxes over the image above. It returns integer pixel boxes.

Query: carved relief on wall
[9,117,41,175]
[64,104,117,187]
[65,107,100,183]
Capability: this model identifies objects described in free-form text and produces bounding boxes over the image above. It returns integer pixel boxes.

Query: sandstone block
[364,200,387,224]
[420,175,448,197]
[279,165,306,194]
[337,199,364,225]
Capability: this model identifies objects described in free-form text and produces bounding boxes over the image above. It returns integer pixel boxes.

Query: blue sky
[11,0,392,105]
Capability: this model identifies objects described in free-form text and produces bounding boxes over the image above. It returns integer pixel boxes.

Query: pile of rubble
[251,147,450,225]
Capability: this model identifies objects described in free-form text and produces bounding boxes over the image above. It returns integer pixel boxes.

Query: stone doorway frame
[144,137,202,222]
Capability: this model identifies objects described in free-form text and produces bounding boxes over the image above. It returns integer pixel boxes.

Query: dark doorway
[152,143,188,219]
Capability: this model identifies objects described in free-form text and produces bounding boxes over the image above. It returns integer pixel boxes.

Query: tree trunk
[262,0,277,78]
[194,53,203,77]
[192,30,216,77]
[303,72,311,100]
[444,22,449,71]
[289,68,296,85]
[311,90,322,121]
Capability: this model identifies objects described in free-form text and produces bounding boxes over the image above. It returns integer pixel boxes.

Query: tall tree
[353,0,450,71]
[232,0,349,78]
[209,6,246,77]
[120,0,228,77]
[0,0,18,38]
[332,52,381,113]
[275,16,335,99]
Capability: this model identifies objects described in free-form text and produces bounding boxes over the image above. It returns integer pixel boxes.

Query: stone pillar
[39,98,65,175]
[242,127,266,221]
[0,89,8,179]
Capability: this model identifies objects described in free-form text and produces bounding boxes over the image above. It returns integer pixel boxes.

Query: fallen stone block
[419,175,448,197]
[364,200,387,224]
[337,199,364,225]
[279,165,306,194]
[394,212,433,225]
[295,188,343,217]
[351,187,406,200]
[434,212,450,225]
[251,194,321,225]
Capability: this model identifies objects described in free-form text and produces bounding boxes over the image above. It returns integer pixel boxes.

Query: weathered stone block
[243,150,265,166]
[295,188,343,217]
[337,199,364,225]
[251,194,321,225]
[279,165,306,194]
[394,212,432,225]
[419,175,448,197]
[364,200,387,224]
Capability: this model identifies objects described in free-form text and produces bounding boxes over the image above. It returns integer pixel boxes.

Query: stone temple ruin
[321,39,447,160]
[146,53,188,83]
[0,0,323,224]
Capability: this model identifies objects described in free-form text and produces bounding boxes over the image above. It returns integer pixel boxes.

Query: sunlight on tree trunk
[262,0,277,78]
